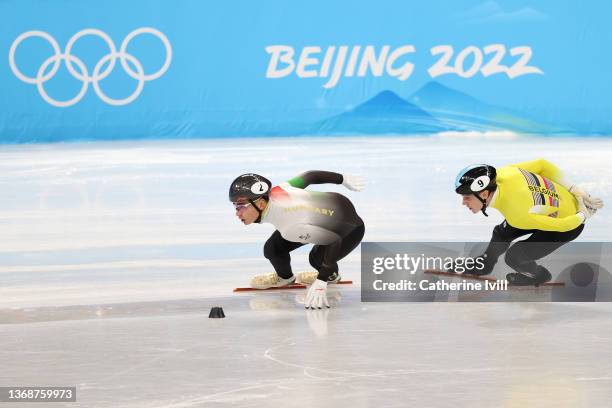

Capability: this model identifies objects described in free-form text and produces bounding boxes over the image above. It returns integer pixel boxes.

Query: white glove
[305,279,329,309]
[569,185,604,210]
[342,174,365,191]
[576,196,596,222]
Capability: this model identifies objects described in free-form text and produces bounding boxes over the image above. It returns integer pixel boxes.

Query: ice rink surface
[1,135,612,407]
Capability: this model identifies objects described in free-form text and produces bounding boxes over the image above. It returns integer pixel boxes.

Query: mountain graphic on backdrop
[314,82,570,135]
[408,81,567,133]
[314,90,452,134]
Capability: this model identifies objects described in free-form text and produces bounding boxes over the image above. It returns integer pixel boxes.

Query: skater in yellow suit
[454,159,604,285]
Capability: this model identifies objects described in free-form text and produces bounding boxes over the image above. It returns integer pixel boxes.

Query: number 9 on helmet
[455,164,496,194]
[454,164,497,216]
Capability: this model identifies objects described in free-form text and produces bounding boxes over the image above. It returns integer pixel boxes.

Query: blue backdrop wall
[1,0,611,142]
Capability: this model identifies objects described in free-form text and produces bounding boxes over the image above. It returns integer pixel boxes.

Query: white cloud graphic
[458,1,549,24]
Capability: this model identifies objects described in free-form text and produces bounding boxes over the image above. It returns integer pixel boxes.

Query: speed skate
[233,271,353,292]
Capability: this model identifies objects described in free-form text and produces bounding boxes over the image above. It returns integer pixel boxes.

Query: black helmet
[454,165,497,216]
[455,164,496,194]
[229,173,272,203]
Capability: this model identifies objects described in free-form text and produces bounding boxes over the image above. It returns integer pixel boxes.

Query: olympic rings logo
[8,28,172,107]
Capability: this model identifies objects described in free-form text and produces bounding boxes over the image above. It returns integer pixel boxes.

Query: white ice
[1,135,612,407]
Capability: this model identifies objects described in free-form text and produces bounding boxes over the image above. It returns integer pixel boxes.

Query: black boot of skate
[327,272,341,284]
[506,266,552,287]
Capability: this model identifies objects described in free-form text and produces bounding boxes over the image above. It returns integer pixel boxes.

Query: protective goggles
[232,201,252,211]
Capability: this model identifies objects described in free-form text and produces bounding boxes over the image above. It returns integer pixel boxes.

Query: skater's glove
[584,195,604,211]
[570,185,604,210]
[577,196,597,222]
[342,174,365,192]
[305,279,330,309]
